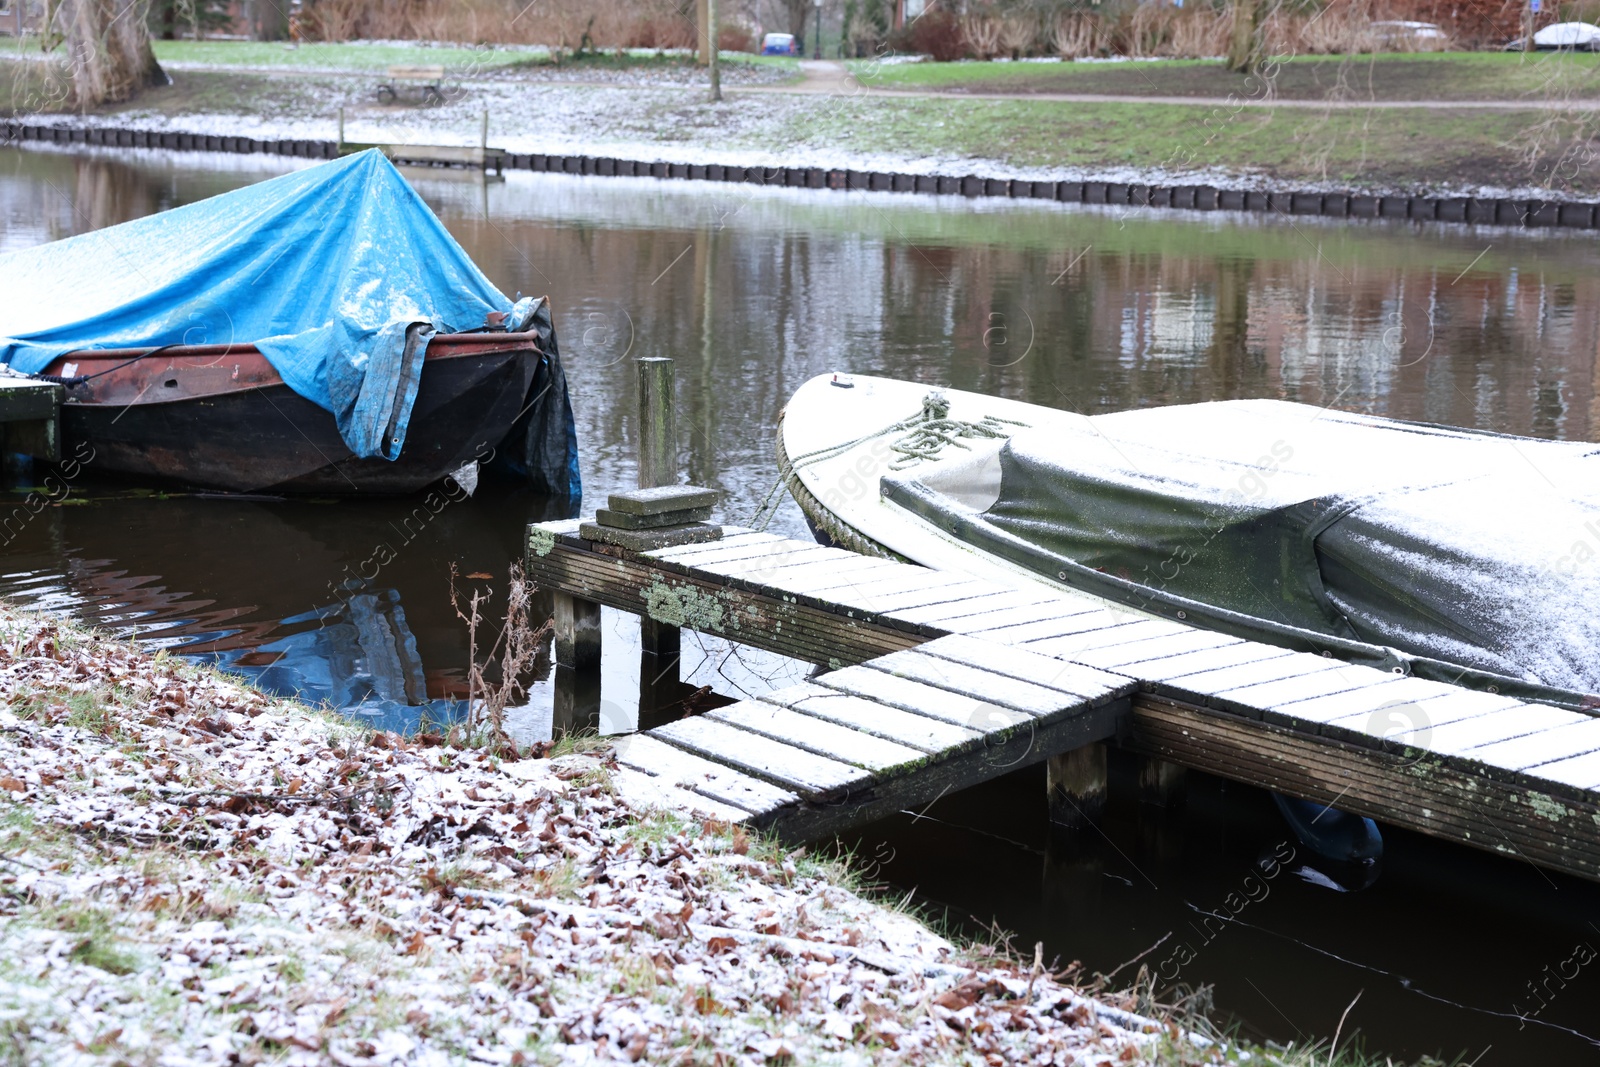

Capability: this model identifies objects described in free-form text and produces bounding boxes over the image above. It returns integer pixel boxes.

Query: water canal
[4,144,1600,1062]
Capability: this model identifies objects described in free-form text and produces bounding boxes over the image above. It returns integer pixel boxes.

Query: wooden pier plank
[761,696,1125,842]
[864,648,1088,718]
[973,608,1144,645]
[1023,618,1193,658]
[1154,651,1346,711]
[644,531,787,565]
[713,555,906,594]
[650,717,873,797]
[705,701,926,772]
[925,598,1103,635]
[1129,641,1295,682]
[1392,704,1589,758]
[1072,629,1242,670]
[608,766,754,824]
[806,568,973,602]
[911,633,1135,704]
[1264,676,1464,729]
[1214,661,1409,714]
[1528,749,1600,791]
[699,546,864,581]
[1308,687,1525,733]
[774,688,985,754]
[1465,718,1600,772]
[609,734,797,817]
[814,666,1034,731]
[887,588,1067,628]
[832,580,1013,617]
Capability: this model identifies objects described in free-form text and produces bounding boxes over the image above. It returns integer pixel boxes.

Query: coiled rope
[751,389,1027,534]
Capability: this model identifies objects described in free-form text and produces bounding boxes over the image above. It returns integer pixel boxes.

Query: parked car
[761,32,799,55]
[1503,20,1600,50]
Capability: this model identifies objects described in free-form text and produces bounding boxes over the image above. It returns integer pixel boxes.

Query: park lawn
[792,94,1591,192]
[851,51,1600,102]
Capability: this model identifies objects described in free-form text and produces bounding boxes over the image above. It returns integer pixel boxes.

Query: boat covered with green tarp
[779,375,1600,708]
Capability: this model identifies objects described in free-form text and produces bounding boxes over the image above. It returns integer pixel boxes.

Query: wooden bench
[376,65,446,106]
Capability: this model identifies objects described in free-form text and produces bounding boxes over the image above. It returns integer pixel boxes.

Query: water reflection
[7,144,1600,1063]
[0,487,564,733]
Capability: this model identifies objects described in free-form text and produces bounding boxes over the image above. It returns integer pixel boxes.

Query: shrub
[890,8,966,61]
[718,23,755,53]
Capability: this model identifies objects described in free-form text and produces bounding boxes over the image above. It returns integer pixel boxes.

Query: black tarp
[901,399,1600,695]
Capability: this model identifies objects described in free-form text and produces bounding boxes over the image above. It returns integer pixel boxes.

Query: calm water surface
[4,144,1600,1062]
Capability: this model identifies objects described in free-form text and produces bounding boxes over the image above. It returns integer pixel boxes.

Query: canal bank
[7,118,1600,231]
[0,601,1214,1065]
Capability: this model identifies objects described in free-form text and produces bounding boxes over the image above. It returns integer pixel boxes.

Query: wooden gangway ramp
[527,520,1600,883]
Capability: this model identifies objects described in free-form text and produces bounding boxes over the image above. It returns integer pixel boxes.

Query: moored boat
[779,373,1600,712]
[37,332,543,494]
[0,150,579,497]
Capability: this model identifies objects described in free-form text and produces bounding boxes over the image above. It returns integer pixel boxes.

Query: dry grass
[971,1,1457,62]
[300,0,698,51]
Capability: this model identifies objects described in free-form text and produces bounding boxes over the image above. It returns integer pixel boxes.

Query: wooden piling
[1047,743,1107,832]
[635,357,684,674]
[637,357,678,491]
[1137,756,1187,808]
[0,380,62,476]
[552,592,601,671]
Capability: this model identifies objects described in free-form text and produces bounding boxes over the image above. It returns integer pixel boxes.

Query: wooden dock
[336,109,505,174]
[0,377,61,463]
[527,519,1600,884]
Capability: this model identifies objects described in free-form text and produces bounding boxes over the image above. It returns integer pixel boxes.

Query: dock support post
[1047,743,1107,832]
[1137,756,1187,808]
[635,356,683,679]
[553,592,601,671]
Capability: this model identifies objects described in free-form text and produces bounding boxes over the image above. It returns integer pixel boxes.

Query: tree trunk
[783,0,809,43]
[249,0,288,41]
[1225,0,1261,74]
[52,0,167,109]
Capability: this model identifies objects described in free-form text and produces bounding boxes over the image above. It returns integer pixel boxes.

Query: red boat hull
[44,334,540,495]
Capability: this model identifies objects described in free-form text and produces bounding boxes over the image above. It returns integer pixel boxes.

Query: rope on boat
[750,389,1027,539]
[8,343,187,388]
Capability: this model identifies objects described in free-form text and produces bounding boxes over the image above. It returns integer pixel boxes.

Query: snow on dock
[527,519,1600,883]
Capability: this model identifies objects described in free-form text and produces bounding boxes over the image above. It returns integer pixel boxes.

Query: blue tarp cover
[0,150,510,460]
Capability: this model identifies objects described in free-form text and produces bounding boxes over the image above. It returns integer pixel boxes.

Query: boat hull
[45,334,539,495]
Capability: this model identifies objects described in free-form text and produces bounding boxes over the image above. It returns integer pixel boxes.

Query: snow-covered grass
[8,56,1595,198]
[0,604,1239,1066]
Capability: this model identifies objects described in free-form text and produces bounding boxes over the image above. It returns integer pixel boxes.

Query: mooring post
[1047,742,1107,833]
[337,106,345,151]
[637,357,678,490]
[635,357,683,711]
